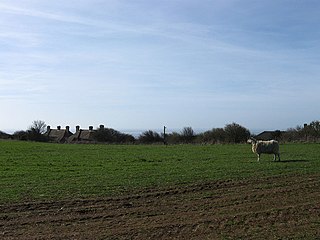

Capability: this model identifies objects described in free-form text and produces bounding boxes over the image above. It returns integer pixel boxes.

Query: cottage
[45,126,73,143]
[255,130,284,141]
[68,125,104,143]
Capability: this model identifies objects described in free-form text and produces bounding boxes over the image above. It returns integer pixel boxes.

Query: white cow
[248,137,280,161]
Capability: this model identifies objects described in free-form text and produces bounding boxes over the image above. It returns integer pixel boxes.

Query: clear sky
[1,0,319,133]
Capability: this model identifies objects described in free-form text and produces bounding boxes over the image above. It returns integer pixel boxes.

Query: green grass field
[1,140,319,203]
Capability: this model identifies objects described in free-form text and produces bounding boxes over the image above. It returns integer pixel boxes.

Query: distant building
[255,130,285,141]
[45,126,73,143]
[68,125,104,143]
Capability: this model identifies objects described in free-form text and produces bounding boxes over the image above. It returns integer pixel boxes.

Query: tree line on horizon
[1,120,320,144]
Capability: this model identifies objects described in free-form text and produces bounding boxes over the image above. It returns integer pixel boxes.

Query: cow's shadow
[277,159,308,163]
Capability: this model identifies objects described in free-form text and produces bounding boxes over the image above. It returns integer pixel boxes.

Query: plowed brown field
[1,174,320,239]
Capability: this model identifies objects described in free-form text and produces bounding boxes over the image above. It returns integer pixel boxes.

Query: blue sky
[1,0,319,133]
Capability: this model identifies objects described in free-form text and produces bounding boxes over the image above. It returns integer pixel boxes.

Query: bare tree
[180,127,195,143]
[26,120,48,141]
[29,120,47,134]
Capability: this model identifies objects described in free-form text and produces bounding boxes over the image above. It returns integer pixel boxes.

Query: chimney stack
[76,126,80,132]
[57,126,61,130]
[100,125,104,130]
[89,126,93,131]
[47,126,51,132]
[66,126,70,132]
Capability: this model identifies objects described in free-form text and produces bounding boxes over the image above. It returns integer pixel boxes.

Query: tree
[138,130,163,144]
[29,120,47,134]
[309,120,320,139]
[224,122,250,143]
[197,128,226,144]
[180,127,195,143]
[282,127,300,142]
[27,120,48,142]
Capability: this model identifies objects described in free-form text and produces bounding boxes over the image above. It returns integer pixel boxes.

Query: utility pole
[163,126,167,145]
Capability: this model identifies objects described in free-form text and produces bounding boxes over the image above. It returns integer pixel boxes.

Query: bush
[282,121,320,142]
[196,128,225,144]
[166,132,181,144]
[93,128,135,143]
[12,131,28,141]
[12,130,48,142]
[27,129,49,142]
[224,122,250,143]
[0,131,12,139]
[138,130,163,144]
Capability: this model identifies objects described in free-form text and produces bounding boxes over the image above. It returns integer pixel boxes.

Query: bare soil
[1,174,320,239]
